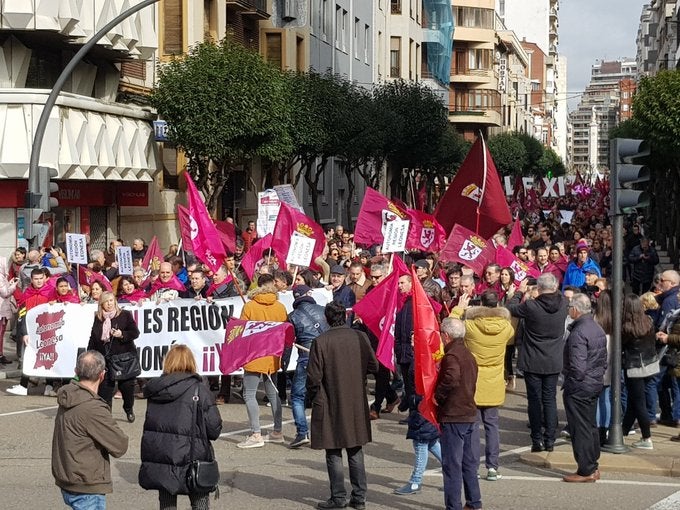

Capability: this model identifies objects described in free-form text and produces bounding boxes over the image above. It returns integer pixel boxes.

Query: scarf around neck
[101,310,117,342]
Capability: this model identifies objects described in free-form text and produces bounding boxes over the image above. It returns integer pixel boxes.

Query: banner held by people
[65,233,88,265]
[116,246,134,275]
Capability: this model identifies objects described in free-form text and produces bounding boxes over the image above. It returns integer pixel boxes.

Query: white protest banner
[274,184,304,212]
[23,290,333,378]
[65,233,88,265]
[285,234,316,267]
[256,189,281,237]
[381,219,410,253]
[560,210,575,224]
[116,246,134,275]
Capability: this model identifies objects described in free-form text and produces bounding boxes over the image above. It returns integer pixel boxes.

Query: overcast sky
[559,0,645,110]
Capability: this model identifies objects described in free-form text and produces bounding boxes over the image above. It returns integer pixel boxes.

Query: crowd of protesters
[2,203,680,510]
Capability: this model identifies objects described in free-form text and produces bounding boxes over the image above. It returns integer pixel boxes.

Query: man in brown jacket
[435,318,482,510]
[307,301,379,510]
[52,350,129,509]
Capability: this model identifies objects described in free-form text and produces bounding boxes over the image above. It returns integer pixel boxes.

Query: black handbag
[186,385,220,494]
[108,351,142,381]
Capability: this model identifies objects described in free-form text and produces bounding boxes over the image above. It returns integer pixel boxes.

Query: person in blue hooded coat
[562,240,601,290]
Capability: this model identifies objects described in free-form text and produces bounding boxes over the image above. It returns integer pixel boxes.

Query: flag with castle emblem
[219,319,295,375]
[434,137,511,239]
[406,209,447,252]
[354,187,409,247]
[270,203,325,268]
[439,224,495,277]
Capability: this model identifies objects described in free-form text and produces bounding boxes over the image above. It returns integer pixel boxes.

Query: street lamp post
[26,0,161,248]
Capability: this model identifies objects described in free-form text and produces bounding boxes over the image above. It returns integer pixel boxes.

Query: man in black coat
[628,238,659,295]
[506,272,568,452]
[562,293,607,483]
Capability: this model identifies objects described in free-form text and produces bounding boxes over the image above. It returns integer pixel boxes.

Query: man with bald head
[146,261,184,302]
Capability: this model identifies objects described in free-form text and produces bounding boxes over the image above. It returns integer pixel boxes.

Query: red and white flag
[405,209,447,253]
[439,224,495,277]
[354,188,408,247]
[434,137,511,239]
[219,319,294,375]
[141,236,164,272]
[270,203,325,267]
[215,219,237,255]
[78,266,113,291]
[184,173,226,273]
[240,233,273,280]
[177,205,195,253]
[495,245,541,283]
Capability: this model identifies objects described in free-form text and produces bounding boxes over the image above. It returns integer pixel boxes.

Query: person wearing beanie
[562,240,601,290]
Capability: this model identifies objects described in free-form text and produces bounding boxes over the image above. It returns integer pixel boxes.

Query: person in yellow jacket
[450,288,514,481]
[236,273,288,449]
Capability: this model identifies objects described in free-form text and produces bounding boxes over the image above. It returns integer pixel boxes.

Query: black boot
[599,427,608,447]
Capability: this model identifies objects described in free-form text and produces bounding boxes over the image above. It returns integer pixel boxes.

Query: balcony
[0,89,157,181]
[549,7,558,20]
[450,68,495,84]
[448,106,502,127]
[226,0,270,19]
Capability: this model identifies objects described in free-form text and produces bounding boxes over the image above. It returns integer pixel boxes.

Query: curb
[0,369,22,379]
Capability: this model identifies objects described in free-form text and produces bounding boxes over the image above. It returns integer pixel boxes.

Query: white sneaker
[486,468,502,481]
[632,438,653,450]
[263,431,285,443]
[44,384,57,397]
[236,433,265,449]
[6,385,28,396]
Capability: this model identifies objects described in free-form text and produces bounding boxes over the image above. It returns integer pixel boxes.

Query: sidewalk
[520,425,680,477]
[0,338,21,380]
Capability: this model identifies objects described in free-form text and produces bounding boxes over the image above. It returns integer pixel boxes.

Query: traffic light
[37,165,59,212]
[609,138,650,215]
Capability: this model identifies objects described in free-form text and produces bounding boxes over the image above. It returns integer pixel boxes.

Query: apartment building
[637,0,679,77]
[495,27,532,135]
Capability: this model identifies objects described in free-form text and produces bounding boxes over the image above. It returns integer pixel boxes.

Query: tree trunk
[343,162,356,231]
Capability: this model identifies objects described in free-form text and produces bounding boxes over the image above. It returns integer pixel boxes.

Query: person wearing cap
[288,285,330,448]
[414,259,442,304]
[328,264,356,311]
[562,240,601,290]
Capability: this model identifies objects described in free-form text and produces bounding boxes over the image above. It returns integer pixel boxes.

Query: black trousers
[325,446,367,504]
[99,376,136,414]
[371,364,398,413]
[564,391,600,476]
[622,375,652,439]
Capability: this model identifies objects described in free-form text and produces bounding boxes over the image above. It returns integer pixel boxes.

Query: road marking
[649,490,680,509]
[0,406,58,417]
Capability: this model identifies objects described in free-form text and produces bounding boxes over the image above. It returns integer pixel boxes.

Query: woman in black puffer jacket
[139,345,222,509]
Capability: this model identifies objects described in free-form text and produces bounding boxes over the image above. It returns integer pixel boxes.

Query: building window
[296,36,305,72]
[265,32,283,70]
[453,6,494,29]
[163,0,183,55]
[161,144,179,190]
[364,24,370,63]
[391,0,401,15]
[335,5,341,47]
[390,37,401,77]
[322,0,328,39]
[342,9,348,51]
[121,61,146,81]
[354,18,359,59]
[409,38,414,80]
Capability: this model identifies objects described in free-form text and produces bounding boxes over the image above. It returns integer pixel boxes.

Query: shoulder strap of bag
[189,385,199,462]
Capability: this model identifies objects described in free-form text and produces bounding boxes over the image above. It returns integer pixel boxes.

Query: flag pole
[290,265,299,288]
[476,133,489,235]
[229,269,247,304]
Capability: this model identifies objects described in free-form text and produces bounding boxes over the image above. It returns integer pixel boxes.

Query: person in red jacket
[7,268,57,396]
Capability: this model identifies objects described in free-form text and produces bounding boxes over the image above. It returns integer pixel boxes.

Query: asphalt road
[1,375,679,510]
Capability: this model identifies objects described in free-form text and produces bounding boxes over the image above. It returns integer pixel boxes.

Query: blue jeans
[645,370,663,421]
[524,372,559,448]
[473,407,500,470]
[61,490,106,510]
[410,438,442,485]
[596,386,611,428]
[440,422,482,510]
[291,356,309,436]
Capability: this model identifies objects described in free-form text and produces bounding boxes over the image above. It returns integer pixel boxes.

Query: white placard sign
[382,219,410,253]
[274,184,304,212]
[257,189,281,237]
[286,235,316,267]
[65,233,88,264]
[23,290,333,378]
[116,246,134,275]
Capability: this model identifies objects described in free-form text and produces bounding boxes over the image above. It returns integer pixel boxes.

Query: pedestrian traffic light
[37,165,59,212]
[609,138,650,215]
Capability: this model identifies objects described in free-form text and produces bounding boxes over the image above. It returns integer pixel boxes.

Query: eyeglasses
[659,278,671,284]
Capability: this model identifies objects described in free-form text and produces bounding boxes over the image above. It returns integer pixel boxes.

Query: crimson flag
[512,174,525,207]
[270,203,325,268]
[434,137,511,239]
[439,224,495,277]
[507,217,524,250]
[177,205,195,253]
[219,319,294,375]
[411,265,444,429]
[141,236,164,272]
[215,219,237,255]
[78,265,113,291]
[354,187,408,247]
[184,173,226,273]
[240,233,273,280]
[495,245,541,283]
[353,271,400,371]
[524,187,540,212]
[405,209,447,253]
[416,183,427,211]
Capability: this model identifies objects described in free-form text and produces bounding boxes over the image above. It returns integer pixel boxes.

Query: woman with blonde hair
[139,345,222,509]
[87,291,140,421]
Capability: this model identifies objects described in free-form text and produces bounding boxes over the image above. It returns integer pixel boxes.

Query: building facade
[0,1,157,256]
